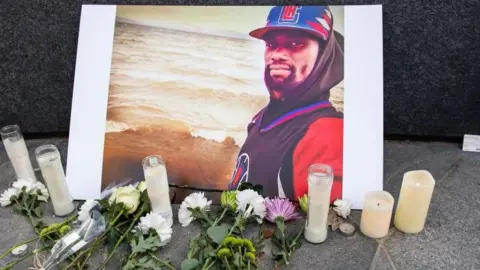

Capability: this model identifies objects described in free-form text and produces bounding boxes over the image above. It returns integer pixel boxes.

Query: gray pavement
[0,138,479,269]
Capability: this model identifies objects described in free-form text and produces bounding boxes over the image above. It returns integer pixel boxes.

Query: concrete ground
[0,138,479,269]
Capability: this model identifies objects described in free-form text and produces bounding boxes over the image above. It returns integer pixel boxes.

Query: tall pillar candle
[394,170,435,233]
[35,144,75,216]
[1,125,37,183]
[360,191,394,238]
[142,155,173,227]
[304,164,333,243]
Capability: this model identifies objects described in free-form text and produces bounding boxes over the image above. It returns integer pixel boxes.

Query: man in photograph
[229,5,344,203]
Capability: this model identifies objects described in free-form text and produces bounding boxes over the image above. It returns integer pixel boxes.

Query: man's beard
[264,66,301,95]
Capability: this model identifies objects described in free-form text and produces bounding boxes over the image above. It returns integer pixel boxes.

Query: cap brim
[249,25,328,41]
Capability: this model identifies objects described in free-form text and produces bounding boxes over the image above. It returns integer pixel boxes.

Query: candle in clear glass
[1,125,37,183]
[394,170,435,233]
[360,191,394,238]
[142,155,173,227]
[304,164,333,243]
[35,144,75,216]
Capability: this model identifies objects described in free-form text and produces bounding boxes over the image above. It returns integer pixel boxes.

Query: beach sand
[102,107,240,202]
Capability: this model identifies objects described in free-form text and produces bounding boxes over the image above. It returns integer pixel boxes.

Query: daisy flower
[13,179,35,193]
[0,187,19,207]
[178,192,212,227]
[33,182,50,202]
[135,212,173,243]
[236,189,266,223]
[264,197,301,223]
[333,199,352,218]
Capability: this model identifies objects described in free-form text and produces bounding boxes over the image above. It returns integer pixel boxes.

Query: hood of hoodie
[260,29,344,126]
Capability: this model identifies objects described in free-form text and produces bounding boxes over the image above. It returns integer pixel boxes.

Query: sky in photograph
[115,6,344,38]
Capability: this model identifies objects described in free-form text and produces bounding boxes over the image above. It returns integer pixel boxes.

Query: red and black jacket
[229,25,344,204]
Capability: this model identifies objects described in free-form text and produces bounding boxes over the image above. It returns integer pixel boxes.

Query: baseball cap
[249,6,334,41]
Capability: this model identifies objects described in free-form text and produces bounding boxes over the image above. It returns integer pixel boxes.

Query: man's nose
[270,47,289,62]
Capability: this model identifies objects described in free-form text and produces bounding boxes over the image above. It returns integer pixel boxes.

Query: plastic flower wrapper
[100,178,138,199]
[264,197,303,267]
[43,206,106,270]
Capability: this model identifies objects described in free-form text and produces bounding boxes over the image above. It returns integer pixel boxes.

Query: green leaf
[12,204,24,214]
[275,219,285,234]
[33,206,43,218]
[131,233,164,254]
[207,225,229,244]
[253,184,264,195]
[181,258,200,270]
[238,182,253,191]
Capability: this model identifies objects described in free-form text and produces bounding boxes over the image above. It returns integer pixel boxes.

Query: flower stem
[212,208,228,227]
[78,234,108,270]
[0,236,39,259]
[2,245,52,270]
[203,258,217,270]
[148,252,175,270]
[248,260,251,270]
[222,257,232,270]
[200,209,214,226]
[98,207,144,269]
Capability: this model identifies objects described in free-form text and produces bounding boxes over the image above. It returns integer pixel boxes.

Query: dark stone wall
[0,0,479,138]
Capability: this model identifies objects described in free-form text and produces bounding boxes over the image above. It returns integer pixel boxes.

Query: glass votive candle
[1,124,37,183]
[142,155,173,227]
[304,163,333,244]
[360,191,394,238]
[35,144,75,217]
[394,170,435,234]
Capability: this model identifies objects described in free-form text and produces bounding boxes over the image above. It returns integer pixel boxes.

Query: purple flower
[264,197,302,223]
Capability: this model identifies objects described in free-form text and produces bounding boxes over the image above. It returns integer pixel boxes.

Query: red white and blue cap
[249,6,333,41]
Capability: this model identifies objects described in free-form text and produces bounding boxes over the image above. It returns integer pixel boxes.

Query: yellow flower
[245,252,256,261]
[217,248,232,258]
[109,185,141,214]
[220,190,238,210]
[298,194,308,214]
[137,181,147,192]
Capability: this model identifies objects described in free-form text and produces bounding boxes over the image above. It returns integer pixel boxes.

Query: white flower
[135,212,172,243]
[13,179,35,193]
[178,192,212,227]
[33,182,49,202]
[108,185,141,214]
[333,199,352,218]
[236,189,266,223]
[78,199,99,222]
[137,181,147,192]
[0,188,19,207]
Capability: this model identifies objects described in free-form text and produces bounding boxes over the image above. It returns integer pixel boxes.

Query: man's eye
[291,42,304,47]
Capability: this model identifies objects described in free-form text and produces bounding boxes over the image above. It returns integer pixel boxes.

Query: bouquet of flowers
[178,188,267,270]
[0,180,174,269]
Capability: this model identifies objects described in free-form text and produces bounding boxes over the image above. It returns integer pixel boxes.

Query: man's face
[263,30,320,96]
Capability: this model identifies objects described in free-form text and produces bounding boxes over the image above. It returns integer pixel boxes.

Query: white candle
[394,170,435,234]
[142,155,173,227]
[304,164,333,243]
[360,191,394,238]
[35,144,75,216]
[1,125,37,183]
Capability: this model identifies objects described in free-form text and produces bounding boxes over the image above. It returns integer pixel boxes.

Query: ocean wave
[106,120,137,133]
